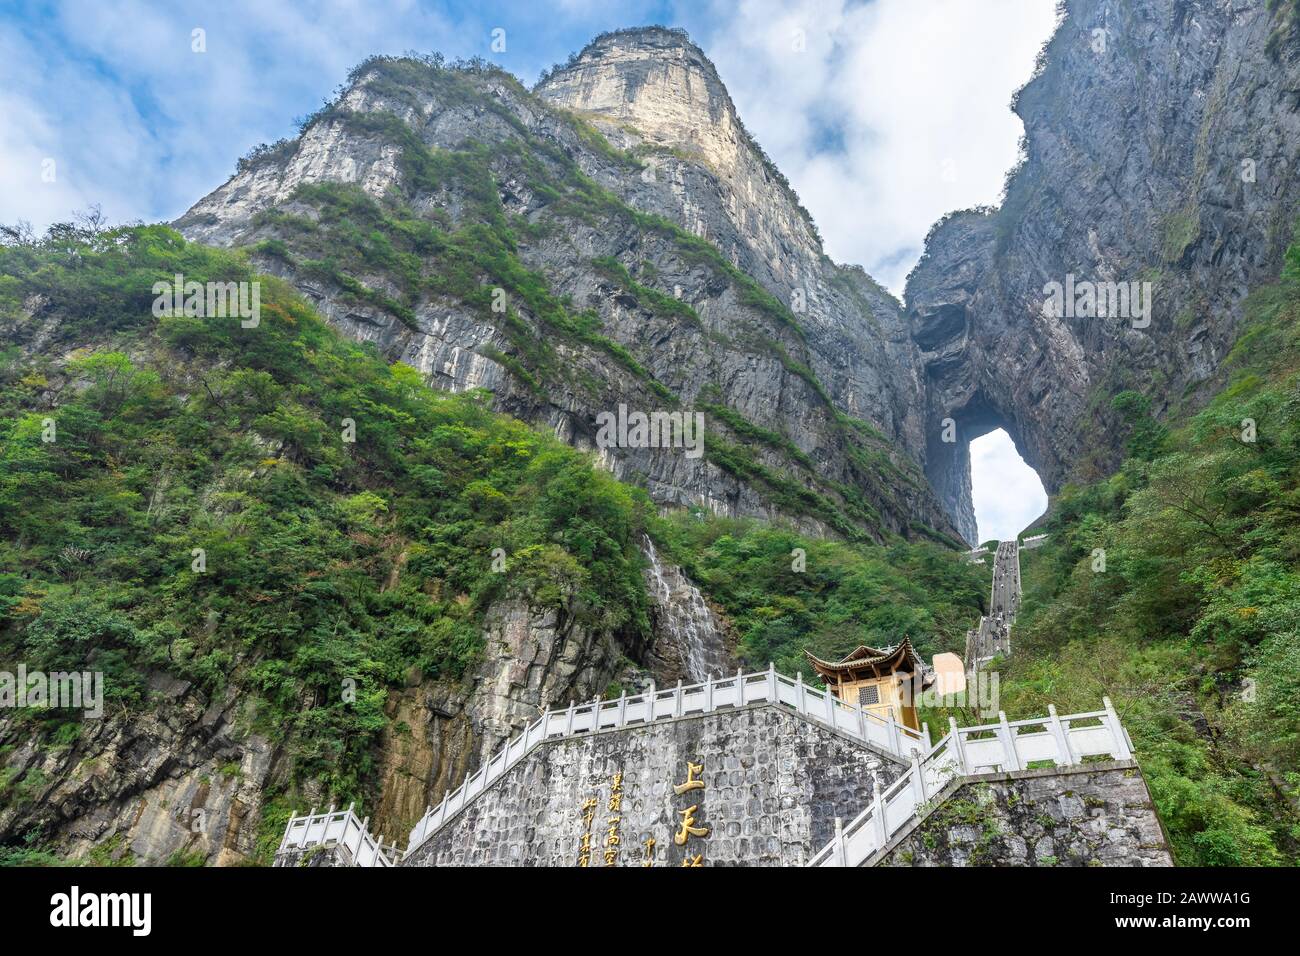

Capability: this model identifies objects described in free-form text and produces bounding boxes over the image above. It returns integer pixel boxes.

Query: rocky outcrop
[535,30,933,463]
[0,672,279,866]
[907,0,1300,521]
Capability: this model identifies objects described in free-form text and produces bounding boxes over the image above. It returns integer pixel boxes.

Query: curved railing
[403,664,929,858]
[808,698,1134,867]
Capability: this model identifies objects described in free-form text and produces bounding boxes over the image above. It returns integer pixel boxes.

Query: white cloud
[0,0,460,229]
[970,428,1047,543]
[691,0,1060,292]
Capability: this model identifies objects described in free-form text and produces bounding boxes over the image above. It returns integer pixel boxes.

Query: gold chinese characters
[604,772,623,866]
[672,759,710,859]
[672,761,705,795]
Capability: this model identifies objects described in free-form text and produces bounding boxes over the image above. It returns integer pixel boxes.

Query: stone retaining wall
[875,762,1172,867]
[403,703,909,867]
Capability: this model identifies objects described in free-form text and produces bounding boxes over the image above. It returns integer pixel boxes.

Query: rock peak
[541,26,717,84]
[535,25,731,128]
[534,24,817,244]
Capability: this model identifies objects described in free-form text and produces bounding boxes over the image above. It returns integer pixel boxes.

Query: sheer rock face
[177,28,957,547]
[907,0,1300,514]
[535,29,935,489]
[0,674,281,866]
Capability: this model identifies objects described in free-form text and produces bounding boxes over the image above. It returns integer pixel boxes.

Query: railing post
[871,776,888,849]
[646,680,656,721]
[922,721,932,752]
[357,816,370,865]
[1046,704,1075,766]
[300,807,316,848]
[592,694,602,732]
[353,816,366,863]
[703,674,713,712]
[824,684,836,727]
[735,667,744,706]
[997,711,1022,771]
[1102,696,1132,759]
[617,690,627,727]
[795,672,806,715]
[910,750,928,805]
[767,662,777,702]
[674,680,683,717]
[886,711,901,755]
[833,817,847,867]
[856,699,867,740]
[564,700,576,736]
[949,717,969,774]
[540,706,550,739]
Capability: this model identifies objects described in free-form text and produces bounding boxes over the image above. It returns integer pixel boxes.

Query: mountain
[176,27,959,547]
[5,2,1300,867]
[0,227,983,865]
[907,0,1300,535]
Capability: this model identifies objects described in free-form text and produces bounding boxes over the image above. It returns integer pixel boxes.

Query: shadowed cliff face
[907,0,1300,525]
[534,29,935,491]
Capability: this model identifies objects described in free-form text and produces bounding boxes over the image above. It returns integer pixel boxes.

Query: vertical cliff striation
[534,28,936,497]
[907,0,1300,522]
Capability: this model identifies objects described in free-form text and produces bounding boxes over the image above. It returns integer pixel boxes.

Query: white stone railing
[809,698,1134,867]
[403,664,929,858]
[1020,533,1049,551]
[279,804,400,867]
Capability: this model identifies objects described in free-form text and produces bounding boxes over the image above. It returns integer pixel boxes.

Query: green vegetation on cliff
[987,240,1300,865]
[0,224,982,863]
[654,512,986,676]
[0,224,653,830]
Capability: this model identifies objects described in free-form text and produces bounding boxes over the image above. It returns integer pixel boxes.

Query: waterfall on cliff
[641,535,733,682]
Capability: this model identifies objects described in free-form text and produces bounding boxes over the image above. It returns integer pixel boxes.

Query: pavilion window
[857,684,879,707]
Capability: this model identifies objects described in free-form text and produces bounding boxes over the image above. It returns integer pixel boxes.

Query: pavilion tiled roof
[804,636,926,675]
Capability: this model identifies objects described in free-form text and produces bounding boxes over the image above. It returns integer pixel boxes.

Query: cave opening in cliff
[970,428,1047,546]
[923,393,1048,548]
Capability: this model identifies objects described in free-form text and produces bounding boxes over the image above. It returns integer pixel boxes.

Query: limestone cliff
[534,29,932,464]
[907,0,1300,527]
[176,30,959,546]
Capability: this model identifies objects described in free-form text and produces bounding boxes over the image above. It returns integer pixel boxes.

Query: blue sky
[0,0,1056,538]
[972,430,1047,543]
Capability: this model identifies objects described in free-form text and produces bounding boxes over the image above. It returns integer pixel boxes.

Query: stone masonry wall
[402,704,909,867]
[877,762,1172,867]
